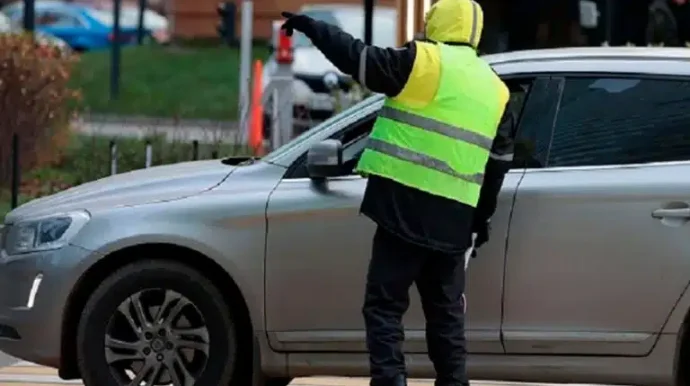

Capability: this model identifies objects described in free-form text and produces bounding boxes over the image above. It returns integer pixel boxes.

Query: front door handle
[652,208,690,219]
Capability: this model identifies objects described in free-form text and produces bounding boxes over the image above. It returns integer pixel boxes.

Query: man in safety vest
[282,0,514,384]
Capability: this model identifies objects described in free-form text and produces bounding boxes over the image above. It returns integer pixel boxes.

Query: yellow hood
[425,0,484,49]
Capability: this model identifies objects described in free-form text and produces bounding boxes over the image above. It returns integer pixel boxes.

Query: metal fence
[2,125,252,212]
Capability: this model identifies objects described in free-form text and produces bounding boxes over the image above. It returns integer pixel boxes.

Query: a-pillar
[396,0,433,46]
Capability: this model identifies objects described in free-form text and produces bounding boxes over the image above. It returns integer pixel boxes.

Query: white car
[102,4,170,44]
[262,4,397,132]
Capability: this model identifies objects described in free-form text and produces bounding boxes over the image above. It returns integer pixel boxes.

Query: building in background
[174,0,395,39]
[1,0,684,45]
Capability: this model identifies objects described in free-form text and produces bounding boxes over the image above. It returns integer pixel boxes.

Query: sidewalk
[0,361,600,386]
[0,361,436,386]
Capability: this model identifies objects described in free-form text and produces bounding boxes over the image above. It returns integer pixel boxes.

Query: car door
[502,74,690,356]
[264,76,539,355]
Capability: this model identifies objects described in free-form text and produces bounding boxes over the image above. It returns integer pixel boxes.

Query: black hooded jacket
[294,17,515,253]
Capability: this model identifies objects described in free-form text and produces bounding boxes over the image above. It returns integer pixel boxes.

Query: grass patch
[70,44,270,120]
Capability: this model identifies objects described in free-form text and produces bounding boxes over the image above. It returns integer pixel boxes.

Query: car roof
[483,46,690,77]
[484,46,690,64]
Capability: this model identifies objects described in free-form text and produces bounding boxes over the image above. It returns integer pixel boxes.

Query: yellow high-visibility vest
[356,43,509,207]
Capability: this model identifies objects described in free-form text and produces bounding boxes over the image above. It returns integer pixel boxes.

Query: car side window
[37,11,81,27]
[509,76,562,169]
[548,77,690,167]
[286,77,547,178]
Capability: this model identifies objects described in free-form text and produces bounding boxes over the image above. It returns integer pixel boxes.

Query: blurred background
[0,0,687,217]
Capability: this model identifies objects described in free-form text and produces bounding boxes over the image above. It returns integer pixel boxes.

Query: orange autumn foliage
[0,33,80,187]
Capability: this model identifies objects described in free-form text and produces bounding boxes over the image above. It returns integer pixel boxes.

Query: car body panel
[503,162,690,355]
[0,244,100,367]
[265,170,523,354]
[5,160,232,223]
[65,161,286,339]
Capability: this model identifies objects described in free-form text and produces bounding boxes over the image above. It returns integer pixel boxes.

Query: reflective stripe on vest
[379,106,494,151]
[355,44,508,207]
[366,138,484,185]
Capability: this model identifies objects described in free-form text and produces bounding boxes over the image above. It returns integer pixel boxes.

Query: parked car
[3,47,690,386]
[262,3,397,132]
[1,0,143,51]
[0,11,71,54]
[88,2,170,44]
[120,6,168,44]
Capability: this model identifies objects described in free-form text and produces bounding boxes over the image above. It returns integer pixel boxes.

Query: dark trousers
[670,1,690,45]
[610,0,651,46]
[362,226,469,386]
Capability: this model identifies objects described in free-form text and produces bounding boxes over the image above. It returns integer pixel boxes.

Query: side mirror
[307,139,343,179]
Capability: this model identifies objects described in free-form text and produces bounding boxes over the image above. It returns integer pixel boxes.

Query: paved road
[0,356,597,386]
[0,360,444,385]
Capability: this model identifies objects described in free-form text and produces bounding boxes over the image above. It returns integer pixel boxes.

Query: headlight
[323,72,339,90]
[2,211,90,255]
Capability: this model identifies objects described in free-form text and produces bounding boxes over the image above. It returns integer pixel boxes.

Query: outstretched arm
[293,17,417,97]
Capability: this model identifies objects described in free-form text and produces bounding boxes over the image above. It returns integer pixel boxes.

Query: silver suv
[2,47,690,386]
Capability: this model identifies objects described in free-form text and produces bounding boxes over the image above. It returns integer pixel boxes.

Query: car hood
[5,160,234,223]
[292,46,343,76]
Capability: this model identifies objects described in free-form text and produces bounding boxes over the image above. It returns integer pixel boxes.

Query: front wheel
[77,260,237,386]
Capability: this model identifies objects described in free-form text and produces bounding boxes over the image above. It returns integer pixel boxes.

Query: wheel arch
[58,243,255,380]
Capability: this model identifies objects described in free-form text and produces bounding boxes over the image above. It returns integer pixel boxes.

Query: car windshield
[262,95,382,163]
[293,8,397,48]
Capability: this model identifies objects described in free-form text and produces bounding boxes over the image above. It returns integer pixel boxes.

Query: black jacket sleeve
[298,18,417,97]
[472,106,516,229]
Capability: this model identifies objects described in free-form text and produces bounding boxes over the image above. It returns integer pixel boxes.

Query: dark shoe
[370,374,407,386]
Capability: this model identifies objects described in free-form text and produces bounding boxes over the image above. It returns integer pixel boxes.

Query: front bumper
[0,244,92,368]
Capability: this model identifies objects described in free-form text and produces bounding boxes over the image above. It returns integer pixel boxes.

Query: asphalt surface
[0,357,449,385]
[0,354,585,386]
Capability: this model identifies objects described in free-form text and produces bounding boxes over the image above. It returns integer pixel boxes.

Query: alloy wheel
[104,289,210,386]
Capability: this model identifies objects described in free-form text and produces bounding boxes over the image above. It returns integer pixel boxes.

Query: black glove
[281,11,312,36]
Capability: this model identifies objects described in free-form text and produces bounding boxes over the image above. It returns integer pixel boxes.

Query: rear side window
[548,77,690,167]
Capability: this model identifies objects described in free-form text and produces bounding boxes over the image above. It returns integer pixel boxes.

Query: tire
[77,260,237,386]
